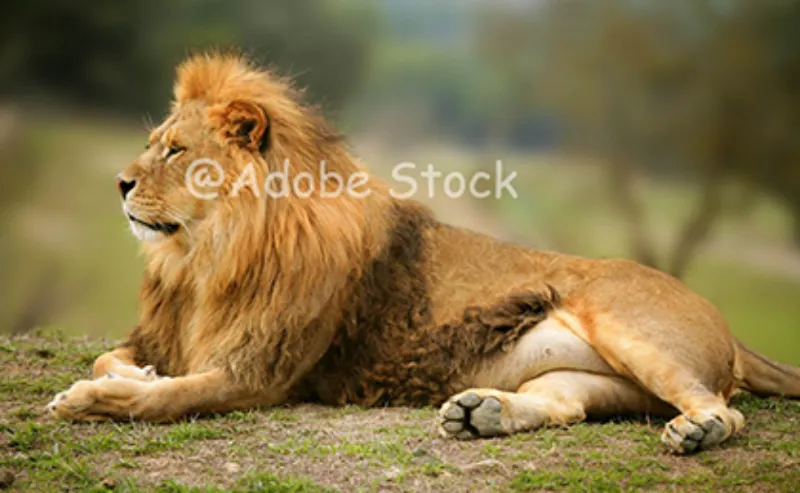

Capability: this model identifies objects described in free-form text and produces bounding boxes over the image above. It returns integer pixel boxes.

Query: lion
[47,53,800,454]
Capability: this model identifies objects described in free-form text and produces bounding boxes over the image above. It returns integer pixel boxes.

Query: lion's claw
[46,391,68,414]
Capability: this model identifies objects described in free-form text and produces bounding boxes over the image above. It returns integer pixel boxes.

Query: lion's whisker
[163,207,195,248]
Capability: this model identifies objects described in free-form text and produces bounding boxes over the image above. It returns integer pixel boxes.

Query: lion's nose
[116,175,136,200]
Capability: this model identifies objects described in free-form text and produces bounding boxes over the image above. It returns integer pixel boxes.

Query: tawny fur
[47,54,800,455]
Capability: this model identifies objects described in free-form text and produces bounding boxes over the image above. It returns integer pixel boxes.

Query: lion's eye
[164,145,186,160]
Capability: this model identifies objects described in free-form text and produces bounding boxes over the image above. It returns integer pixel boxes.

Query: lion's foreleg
[92,346,157,382]
[48,369,274,422]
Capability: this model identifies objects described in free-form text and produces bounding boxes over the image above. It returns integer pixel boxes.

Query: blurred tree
[475,0,800,275]
[0,0,376,117]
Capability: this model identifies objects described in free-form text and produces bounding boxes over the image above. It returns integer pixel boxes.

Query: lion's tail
[735,340,800,398]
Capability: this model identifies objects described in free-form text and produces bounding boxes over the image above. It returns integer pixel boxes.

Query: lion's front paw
[47,380,102,421]
[437,390,508,439]
[104,364,159,382]
[47,378,148,422]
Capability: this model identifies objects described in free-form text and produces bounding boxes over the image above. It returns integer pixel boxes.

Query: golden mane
[175,53,357,176]
[133,53,394,392]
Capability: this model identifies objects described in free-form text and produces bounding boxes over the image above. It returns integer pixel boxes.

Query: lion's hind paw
[438,391,506,439]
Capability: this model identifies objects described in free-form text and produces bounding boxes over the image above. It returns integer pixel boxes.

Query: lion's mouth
[127,214,180,235]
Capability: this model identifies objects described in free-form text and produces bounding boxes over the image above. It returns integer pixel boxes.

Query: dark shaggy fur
[294,202,561,407]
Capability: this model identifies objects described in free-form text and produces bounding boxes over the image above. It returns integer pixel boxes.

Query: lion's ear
[208,100,270,152]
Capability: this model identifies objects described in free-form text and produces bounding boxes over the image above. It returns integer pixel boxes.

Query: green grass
[1,331,799,492]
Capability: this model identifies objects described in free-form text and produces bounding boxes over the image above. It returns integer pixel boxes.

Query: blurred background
[1,0,798,364]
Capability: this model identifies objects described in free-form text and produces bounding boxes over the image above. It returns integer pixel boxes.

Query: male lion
[48,54,800,454]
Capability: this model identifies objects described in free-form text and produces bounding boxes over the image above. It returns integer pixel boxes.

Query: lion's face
[116,101,233,243]
[115,54,329,246]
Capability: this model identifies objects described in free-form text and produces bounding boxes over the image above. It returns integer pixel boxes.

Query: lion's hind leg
[437,371,670,439]
[585,320,746,454]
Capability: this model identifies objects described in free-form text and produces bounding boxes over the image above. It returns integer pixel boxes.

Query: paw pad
[438,392,505,439]
[661,412,729,454]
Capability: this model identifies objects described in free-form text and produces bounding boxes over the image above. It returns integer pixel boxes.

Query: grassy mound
[1,331,798,492]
